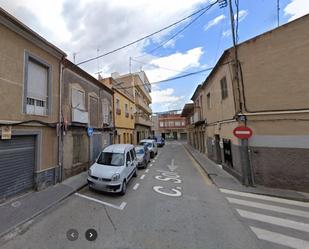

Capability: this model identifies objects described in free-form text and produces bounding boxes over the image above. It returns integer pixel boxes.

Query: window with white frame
[175,121,181,126]
[25,57,49,115]
[72,88,85,110]
[159,121,164,127]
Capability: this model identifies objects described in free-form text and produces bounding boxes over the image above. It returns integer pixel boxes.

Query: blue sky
[146,0,302,112]
[1,0,308,113]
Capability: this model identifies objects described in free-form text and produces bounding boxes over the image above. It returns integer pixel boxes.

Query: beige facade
[183,14,309,192]
[61,59,114,179]
[108,71,152,144]
[0,8,66,198]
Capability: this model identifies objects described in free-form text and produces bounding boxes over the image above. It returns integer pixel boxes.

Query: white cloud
[222,30,231,37]
[235,10,248,22]
[145,47,203,82]
[204,14,225,31]
[0,0,208,77]
[284,0,309,21]
[151,88,182,104]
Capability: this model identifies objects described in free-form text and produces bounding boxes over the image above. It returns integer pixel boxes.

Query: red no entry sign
[233,126,253,139]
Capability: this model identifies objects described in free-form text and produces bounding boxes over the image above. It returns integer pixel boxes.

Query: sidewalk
[184,143,309,202]
[0,172,87,239]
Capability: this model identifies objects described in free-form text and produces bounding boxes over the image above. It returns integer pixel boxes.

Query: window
[168,121,174,127]
[159,121,164,127]
[175,121,181,126]
[220,76,228,99]
[116,98,121,115]
[126,152,132,164]
[130,149,135,160]
[125,103,129,117]
[181,121,185,126]
[89,96,99,127]
[102,98,110,125]
[97,152,124,166]
[72,88,85,110]
[25,55,50,116]
[207,93,211,109]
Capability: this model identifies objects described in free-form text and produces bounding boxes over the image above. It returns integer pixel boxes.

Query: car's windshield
[139,141,152,148]
[135,148,144,154]
[96,152,124,166]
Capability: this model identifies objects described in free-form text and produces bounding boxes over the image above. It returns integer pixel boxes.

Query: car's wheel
[120,180,126,195]
[133,168,138,177]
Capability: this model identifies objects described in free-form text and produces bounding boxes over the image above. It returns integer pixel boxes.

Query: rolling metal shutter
[0,135,35,200]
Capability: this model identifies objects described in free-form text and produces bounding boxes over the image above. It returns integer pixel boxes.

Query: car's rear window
[97,152,124,166]
[135,148,144,154]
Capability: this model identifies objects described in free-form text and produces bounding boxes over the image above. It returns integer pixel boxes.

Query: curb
[182,144,309,203]
[182,144,216,185]
[0,182,87,242]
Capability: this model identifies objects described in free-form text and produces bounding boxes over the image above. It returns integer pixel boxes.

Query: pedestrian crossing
[220,188,309,249]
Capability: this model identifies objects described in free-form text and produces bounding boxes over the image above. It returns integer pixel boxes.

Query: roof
[63,59,113,95]
[181,103,194,117]
[103,144,134,153]
[200,13,309,90]
[190,85,202,101]
[0,7,66,58]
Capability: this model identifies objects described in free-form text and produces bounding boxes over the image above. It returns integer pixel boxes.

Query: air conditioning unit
[72,108,89,123]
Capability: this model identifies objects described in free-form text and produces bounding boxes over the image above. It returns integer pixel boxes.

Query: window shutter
[27,60,48,101]
[102,99,110,124]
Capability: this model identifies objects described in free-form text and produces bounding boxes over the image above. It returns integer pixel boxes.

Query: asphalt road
[1,142,269,249]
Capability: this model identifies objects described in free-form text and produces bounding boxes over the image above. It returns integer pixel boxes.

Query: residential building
[61,59,114,179]
[151,114,160,137]
[100,77,135,144]
[157,111,187,140]
[180,103,194,145]
[0,8,66,200]
[182,14,309,192]
[110,71,152,144]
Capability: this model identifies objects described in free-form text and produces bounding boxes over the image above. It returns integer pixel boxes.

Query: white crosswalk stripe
[220,188,309,249]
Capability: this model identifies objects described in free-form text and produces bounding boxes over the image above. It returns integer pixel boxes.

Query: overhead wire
[115,61,232,90]
[76,1,219,66]
[136,0,218,57]
[131,58,208,75]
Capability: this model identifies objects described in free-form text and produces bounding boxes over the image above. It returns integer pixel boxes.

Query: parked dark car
[156,136,165,147]
[135,146,150,169]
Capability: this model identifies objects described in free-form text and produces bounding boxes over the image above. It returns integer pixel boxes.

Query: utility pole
[129,56,132,74]
[228,0,254,186]
[277,0,280,27]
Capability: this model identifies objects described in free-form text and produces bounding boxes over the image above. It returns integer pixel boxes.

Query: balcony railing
[135,97,152,114]
[135,115,152,127]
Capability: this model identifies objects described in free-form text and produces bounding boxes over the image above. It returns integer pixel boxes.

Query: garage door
[0,135,35,200]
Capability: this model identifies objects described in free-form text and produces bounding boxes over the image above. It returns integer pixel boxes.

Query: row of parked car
[87,137,165,195]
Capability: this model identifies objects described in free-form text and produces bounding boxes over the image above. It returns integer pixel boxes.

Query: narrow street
[0,142,274,249]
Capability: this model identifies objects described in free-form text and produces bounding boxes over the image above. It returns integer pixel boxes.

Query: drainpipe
[58,59,64,182]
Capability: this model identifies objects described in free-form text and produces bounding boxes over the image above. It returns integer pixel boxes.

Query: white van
[88,144,138,195]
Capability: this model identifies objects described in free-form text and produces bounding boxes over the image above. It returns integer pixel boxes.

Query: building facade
[61,59,114,179]
[110,71,152,144]
[100,77,135,144]
[0,8,66,200]
[157,112,187,140]
[182,14,309,192]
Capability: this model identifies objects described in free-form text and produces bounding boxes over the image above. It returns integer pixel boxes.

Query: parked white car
[87,144,138,195]
[139,139,158,158]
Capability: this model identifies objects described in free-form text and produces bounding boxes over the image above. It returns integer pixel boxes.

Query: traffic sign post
[233,126,254,186]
